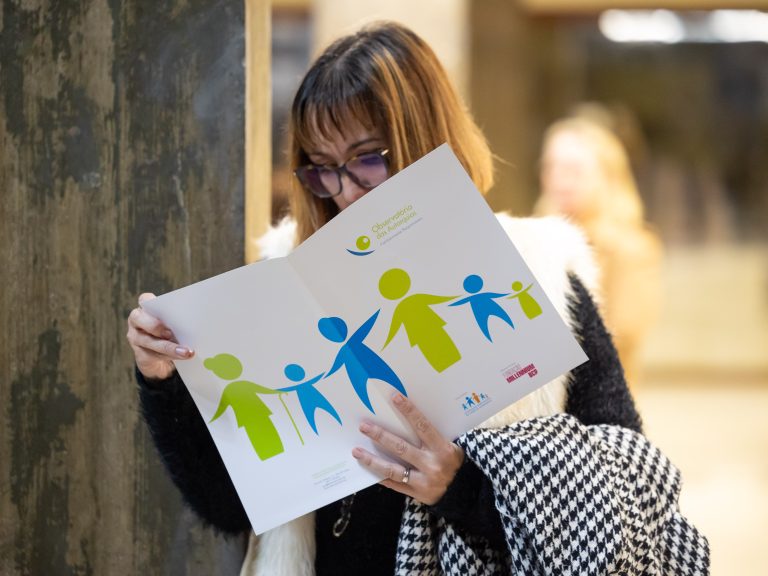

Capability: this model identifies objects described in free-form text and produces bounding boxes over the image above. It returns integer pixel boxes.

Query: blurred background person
[536,110,663,387]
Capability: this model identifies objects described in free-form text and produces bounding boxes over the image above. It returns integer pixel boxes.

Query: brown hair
[288,21,494,242]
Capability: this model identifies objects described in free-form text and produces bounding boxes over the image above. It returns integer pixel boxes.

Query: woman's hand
[126,292,194,381]
[352,393,464,505]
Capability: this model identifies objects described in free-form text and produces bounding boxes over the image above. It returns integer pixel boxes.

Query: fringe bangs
[293,66,382,156]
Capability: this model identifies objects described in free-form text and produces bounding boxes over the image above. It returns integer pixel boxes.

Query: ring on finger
[402,466,411,484]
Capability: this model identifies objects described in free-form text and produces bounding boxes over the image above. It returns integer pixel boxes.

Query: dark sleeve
[429,456,507,549]
[137,367,250,534]
[565,274,643,433]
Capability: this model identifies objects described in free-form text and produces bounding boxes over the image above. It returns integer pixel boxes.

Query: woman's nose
[340,173,368,204]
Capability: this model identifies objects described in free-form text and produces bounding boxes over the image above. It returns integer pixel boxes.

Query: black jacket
[137,274,641,576]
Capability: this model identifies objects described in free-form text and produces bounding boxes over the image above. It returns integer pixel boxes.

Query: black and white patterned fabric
[394,415,709,575]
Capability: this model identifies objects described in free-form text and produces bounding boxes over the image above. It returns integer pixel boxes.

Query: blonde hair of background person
[536,113,663,386]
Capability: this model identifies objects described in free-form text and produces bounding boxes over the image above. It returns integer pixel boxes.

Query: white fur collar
[254,217,297,260]
[241,213,597,576]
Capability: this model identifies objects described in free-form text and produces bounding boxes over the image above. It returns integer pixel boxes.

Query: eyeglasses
[294,149,390,199]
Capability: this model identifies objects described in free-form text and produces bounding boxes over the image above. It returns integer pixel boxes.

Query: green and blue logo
[347,235,375,256]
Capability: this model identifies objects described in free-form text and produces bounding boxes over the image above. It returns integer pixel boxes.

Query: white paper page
[141,258,381,534]
[143,144,588,535]
[289,143,587,444]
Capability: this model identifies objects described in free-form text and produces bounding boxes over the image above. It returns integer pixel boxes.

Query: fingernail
[392,393,404,405]
[352,448,363,459]
[359,422,371,434]
[175,347,189,357]
[163,330,173,339]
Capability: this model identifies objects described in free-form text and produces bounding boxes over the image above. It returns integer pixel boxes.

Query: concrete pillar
[0,1,250,573]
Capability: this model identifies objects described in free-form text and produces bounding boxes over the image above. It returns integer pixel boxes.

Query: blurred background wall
[2,0,767,574]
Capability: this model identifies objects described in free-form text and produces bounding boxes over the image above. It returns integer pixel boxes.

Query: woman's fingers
[352,446,418,496]
[127,294,193,360]
[131,328,193,359]
[390,393,444,450]
[138,292,156,305]
[129,305,173,340]
[354,394,465,505]
[126,292,189,381]
[358,421,422,468]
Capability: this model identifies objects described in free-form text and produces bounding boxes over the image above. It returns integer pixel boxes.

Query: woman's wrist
[429,452,485,518]
[135,365,178,390]
[429,447,508,547]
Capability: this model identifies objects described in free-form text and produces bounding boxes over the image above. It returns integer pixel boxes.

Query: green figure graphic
[206,353,301,461]
[507,281,543,319]
[379,268,461,373]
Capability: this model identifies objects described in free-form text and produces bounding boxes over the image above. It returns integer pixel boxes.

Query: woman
[127,22,707,575]
[537,113,663,386]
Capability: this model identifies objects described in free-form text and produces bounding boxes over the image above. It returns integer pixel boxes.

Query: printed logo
[459,391,492,416]
[502,362,538,383]
[346,235,375,256]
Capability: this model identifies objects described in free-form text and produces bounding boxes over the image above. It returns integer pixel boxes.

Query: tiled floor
[633,376,768,575]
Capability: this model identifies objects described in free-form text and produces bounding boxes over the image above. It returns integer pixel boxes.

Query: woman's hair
[536,115,645,230]
[288,21,494,242]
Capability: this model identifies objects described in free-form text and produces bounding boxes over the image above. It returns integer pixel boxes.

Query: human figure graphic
[448,274,514,342]
[379,268,461,373]
[206,353,291,460]
[507,280,543,319]
[319,311,407,414]
[278,364,341,435]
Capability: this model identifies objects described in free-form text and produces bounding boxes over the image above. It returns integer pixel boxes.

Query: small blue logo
[347,235,375,256]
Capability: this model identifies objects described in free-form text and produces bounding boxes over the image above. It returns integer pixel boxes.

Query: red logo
[502,363,538,383]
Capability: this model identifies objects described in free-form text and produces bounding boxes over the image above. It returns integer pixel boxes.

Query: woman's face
[305,122,388,212]
[539,130,604,220]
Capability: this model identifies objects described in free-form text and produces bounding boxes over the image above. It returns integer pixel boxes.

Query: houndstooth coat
[393,414,709,575]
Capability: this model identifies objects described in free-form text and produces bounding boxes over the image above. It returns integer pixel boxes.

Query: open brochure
[142,144,588,535]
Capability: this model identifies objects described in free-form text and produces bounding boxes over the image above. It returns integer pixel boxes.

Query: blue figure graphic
[449,274,514,342]
[278,364,341,435]
[320,311,407,414]
[465,395,475,407]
